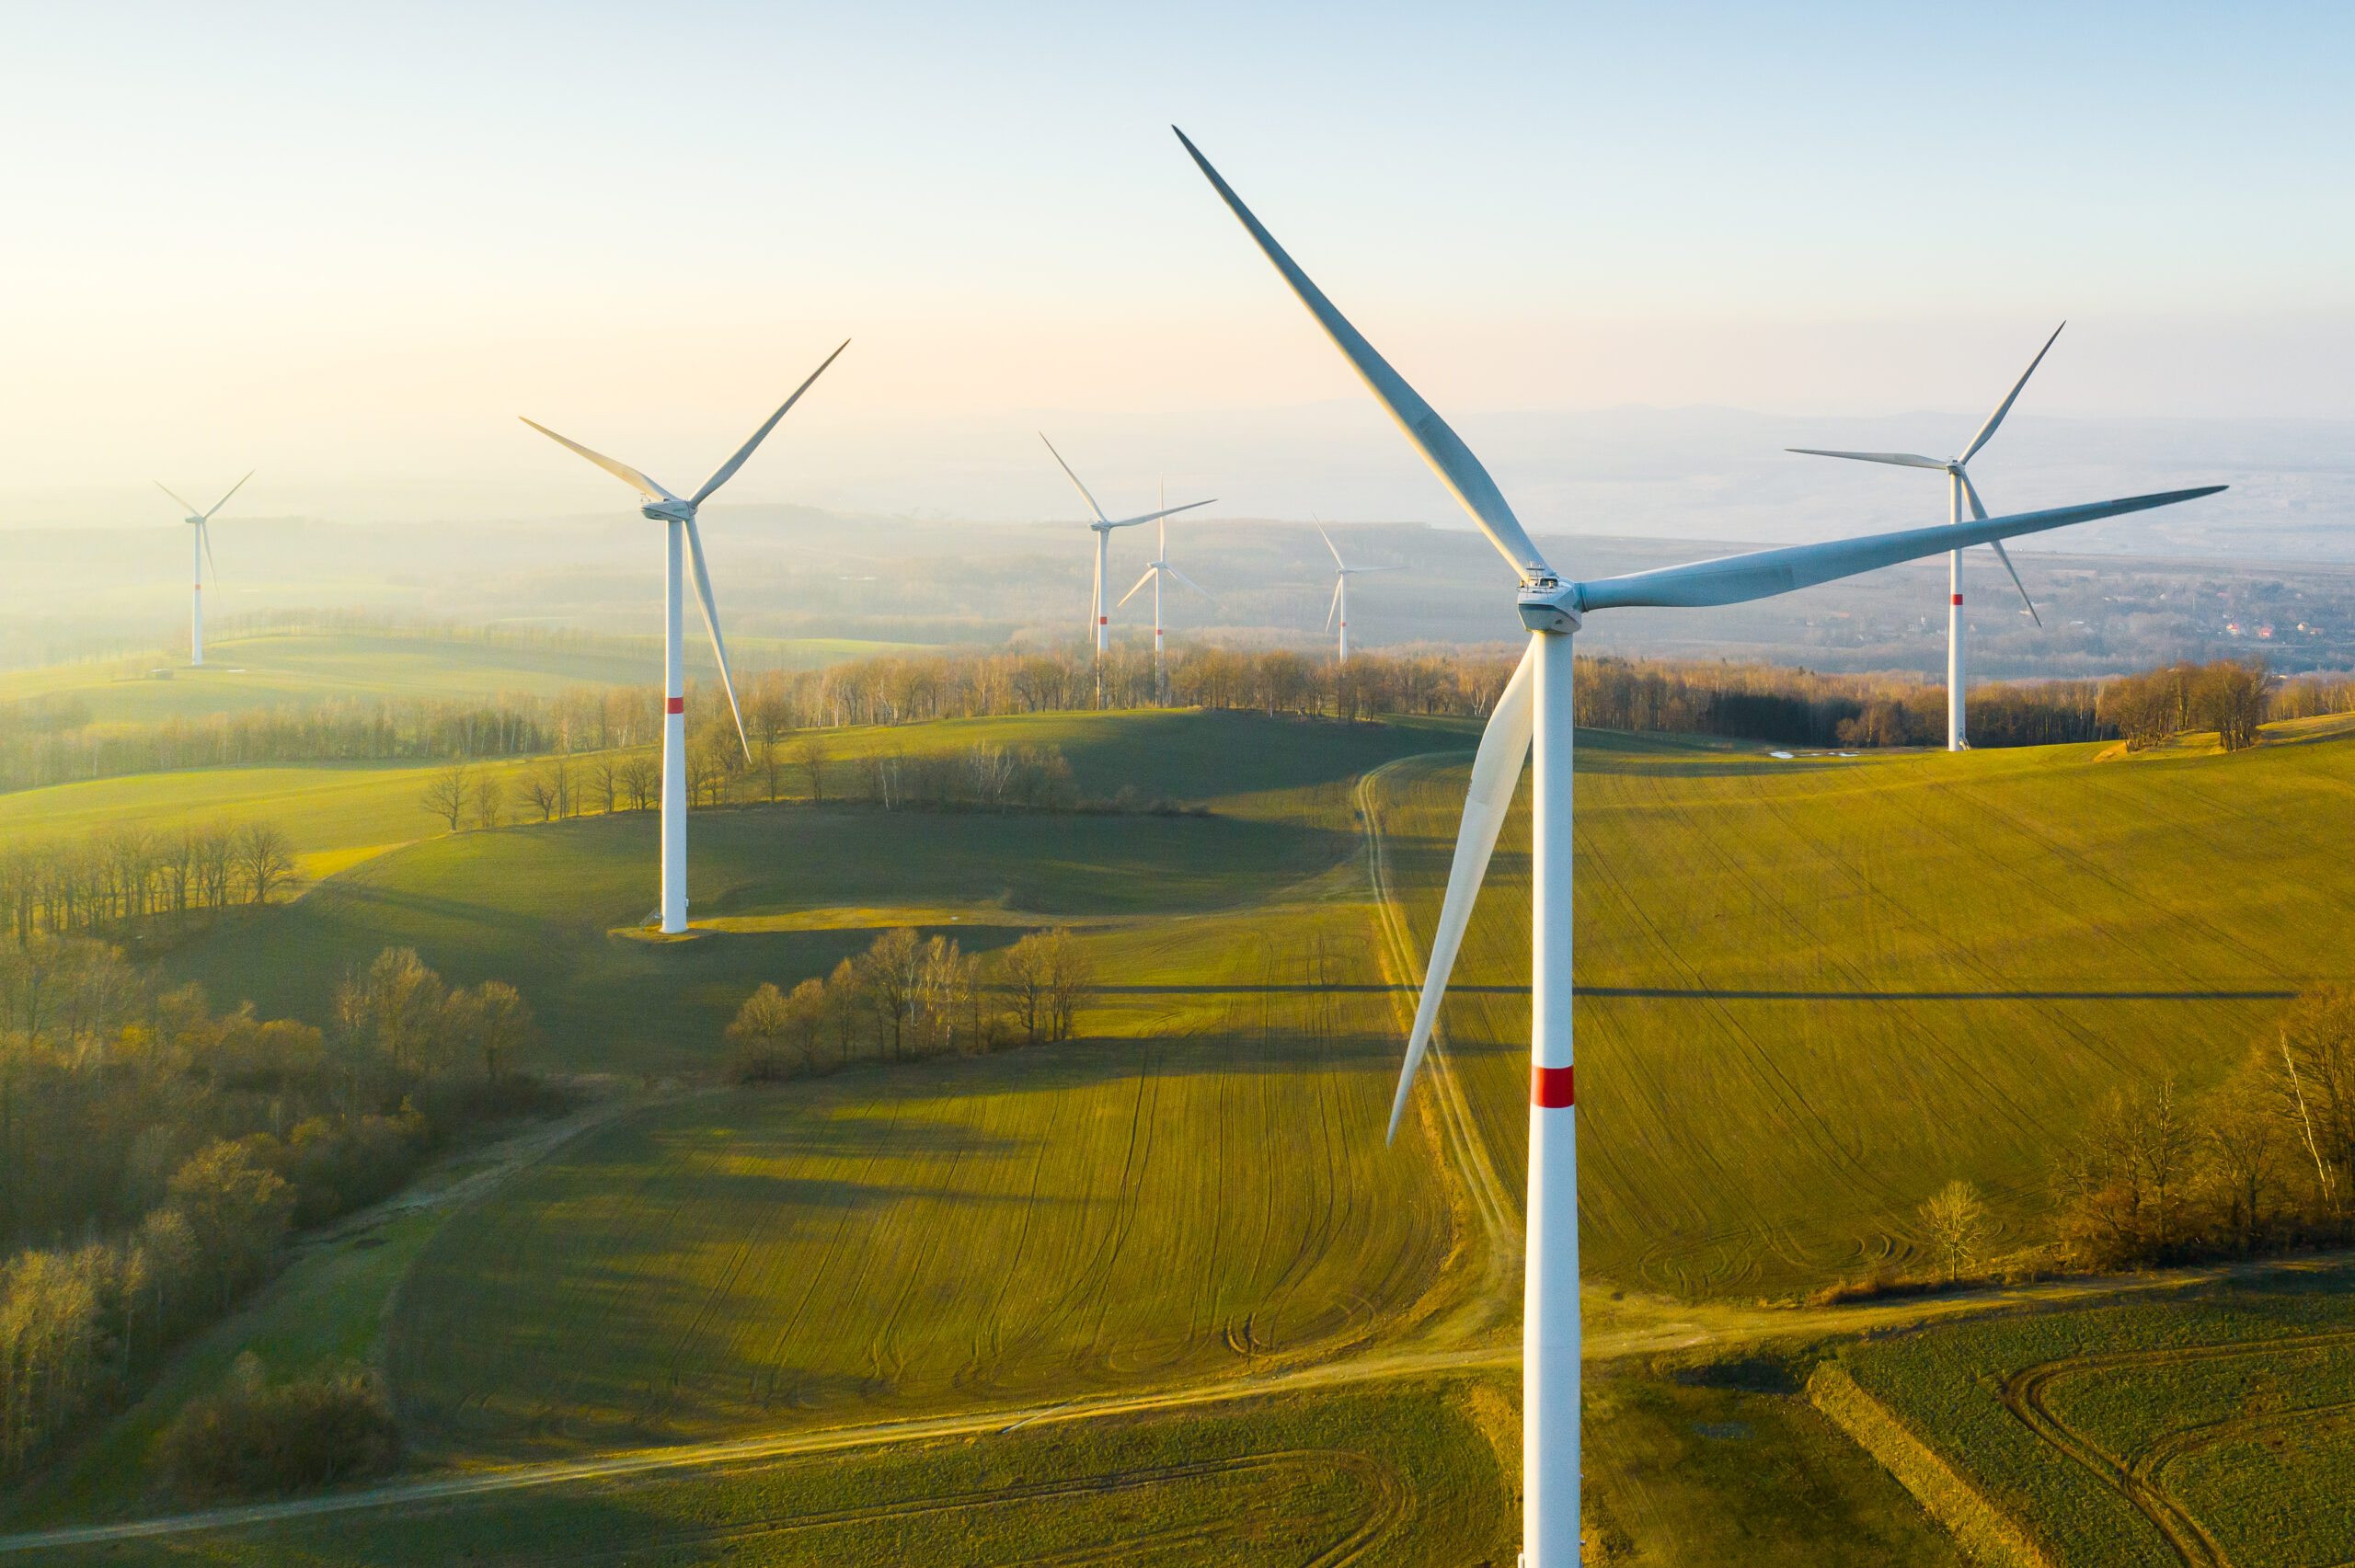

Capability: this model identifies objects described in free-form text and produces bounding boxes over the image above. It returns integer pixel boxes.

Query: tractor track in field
[0,1345,1511,1555]
[1998,1327,2355,1568]
[471,1449,1409,1568]
[1355,757,1523,1333]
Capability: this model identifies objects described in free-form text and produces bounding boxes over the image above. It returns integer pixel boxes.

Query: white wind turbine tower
[1318,524,1404,662]
[1790,325,2063,750]
[523,341,846,935]
[1040,434,1212,700]
[1176,127,2221,1568]
[1117,480,1219,700]
[155,473,251,666]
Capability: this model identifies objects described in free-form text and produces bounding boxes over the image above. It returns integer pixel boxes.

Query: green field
[1370,724,2355,1299]
[0,629,920,723]
[1581,1375,1967,1567]
[389,967,1453,1459]
[0,756,548,879]
[1835,1258,2355,1567]
[14,699,2355,1563]
[132,710,1451,1070]
[39,1379,1518,1567]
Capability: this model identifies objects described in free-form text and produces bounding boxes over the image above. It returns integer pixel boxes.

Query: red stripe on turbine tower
[1952,593,1963,605]
[665,696,684,714]
[1532,1064,1575,1107]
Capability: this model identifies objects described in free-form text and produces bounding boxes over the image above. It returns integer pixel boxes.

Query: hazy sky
[6,1,2350,525]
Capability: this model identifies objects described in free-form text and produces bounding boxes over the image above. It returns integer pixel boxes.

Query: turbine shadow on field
[646,1114,1041,1165]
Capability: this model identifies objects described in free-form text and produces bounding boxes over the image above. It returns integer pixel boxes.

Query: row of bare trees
[0,941,541,1478]
[2097,658,2273,751]
[2051,989,2355,1269]
[726,926,1094,1082]
[0,820,293,944]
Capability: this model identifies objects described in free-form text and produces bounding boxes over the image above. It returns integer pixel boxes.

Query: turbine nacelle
[1517,579,1580,634]
[640,498,697,524]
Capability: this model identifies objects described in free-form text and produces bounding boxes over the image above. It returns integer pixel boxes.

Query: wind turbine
[1175,127,2221,1568]
[523,340,847,934]
[1789,325,2063,750]
[1317,524,1404,662]
[155,473,251,666]
[1116,480,1218,700]
[1039,434,1212,701]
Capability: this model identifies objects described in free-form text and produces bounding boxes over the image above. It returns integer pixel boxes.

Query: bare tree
[860,928,923,1060]
[726,983,796,1082]
[589,753,620,816]
[233,823,294,907]
[1918,1180,1988,1281]
[518,765,562,823]
[794,733,829,805]
[471,774,505,830]
[619,753,661,812]
[473,979,532,1085]
[2200,1098,2281,1253]
[420,762,472,831]
[1000,933,1049,1046]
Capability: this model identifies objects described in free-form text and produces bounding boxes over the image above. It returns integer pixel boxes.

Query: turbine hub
[1517,578,1582,633]
[641,499,695,524]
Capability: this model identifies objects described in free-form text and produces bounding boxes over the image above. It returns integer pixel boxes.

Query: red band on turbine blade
[665,697,684,715]
[1532,1065,1575,1107]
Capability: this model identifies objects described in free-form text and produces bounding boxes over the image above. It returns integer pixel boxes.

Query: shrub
[159,1358,400,1500]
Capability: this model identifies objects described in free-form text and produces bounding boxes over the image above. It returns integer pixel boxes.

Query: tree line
[0,940,546,1482]
[2044,988,2355,1271]
[1833,989,2355,1301]
[13,645,2350,806]
[725,926,1094,1082]
[0,818,294,944]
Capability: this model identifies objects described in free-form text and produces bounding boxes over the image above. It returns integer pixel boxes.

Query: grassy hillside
[137,711,1453,1070]
[390,949,1453,1459]
[0,756,546,879]
[0,627,916,723]
[1371,723,2355,1300]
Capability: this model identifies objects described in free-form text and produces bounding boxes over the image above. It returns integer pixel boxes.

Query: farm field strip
[0,1350,1517,1556]
[0,631,916,722]
[386,916,1463,1462]
[1843,1264,2355,1568]
[1363,728,2355,1299]
[2004,1331,2355,1568]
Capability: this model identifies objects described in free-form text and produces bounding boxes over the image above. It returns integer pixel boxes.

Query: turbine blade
[201,519,220,587]
[1174,127,1551,583]
[690,339,850,507]
[1959,322,2065,466]
[1786,448,1950,469]
[1168,566,1216,602]
[1326,576,1343,631]
[202,471,254,519]
[155,482,201,516]
[1576,486,2225,612]
[1317,523,1346,569]
[1105,498,1214,529]
[1040,433,1110,523]
[1387,645,1536,1143]
[684,518,750,761]
[1117,567,1157,607]
[520,418,680,503]
[1988,538,2043,627]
